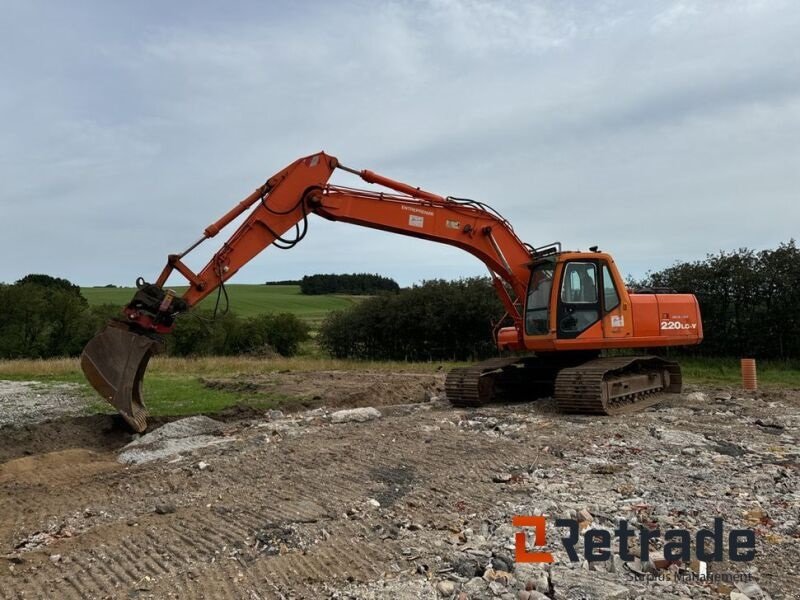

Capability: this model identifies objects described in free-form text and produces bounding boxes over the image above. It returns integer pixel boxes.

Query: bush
[635,240,800,359]
[167,311,309,357]
[0,274,310,359]
[300,273,399,295]
[318,277,504,361]
[0,280,93,358]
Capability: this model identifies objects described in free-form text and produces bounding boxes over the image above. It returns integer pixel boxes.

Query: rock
[49,554,61,564]
[488,580,506,594]
[577,508,593,524]
[463,576,490,597]
[330,407,382,423]
[650,427,709,447]
[196,461,210,470]
[154,503,176,515]
[118,416,231,465]
[452,556,481,578]
[550,568,629,600]
[366,498,381,509]
[483,567,512,585]
[711,440,747,457]
[714,392,733,401]
[590,464,623,474]
[437,580,456,596]
[491,554,513,573]
[735,581,772,599]
[686,391,708,403]
[492,473,513,483]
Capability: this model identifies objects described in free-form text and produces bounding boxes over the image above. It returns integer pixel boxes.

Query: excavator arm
[81,152,535,431]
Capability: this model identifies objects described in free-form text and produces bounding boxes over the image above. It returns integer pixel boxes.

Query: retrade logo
[513,516,756,564]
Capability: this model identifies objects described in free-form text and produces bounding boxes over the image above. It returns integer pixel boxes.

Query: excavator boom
[82,152,534,430]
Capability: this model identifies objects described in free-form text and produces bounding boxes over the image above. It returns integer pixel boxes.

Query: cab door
[599,262,631,339]
[556,261,602,339]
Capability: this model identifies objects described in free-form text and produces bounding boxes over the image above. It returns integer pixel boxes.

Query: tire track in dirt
[0,406,549,599]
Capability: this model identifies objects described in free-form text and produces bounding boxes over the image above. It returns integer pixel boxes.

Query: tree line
[299,273,399,295]
[632,240,799,359]
[0,275,308,359]
[318,277,504,361]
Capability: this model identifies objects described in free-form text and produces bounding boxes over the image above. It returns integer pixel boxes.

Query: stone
[436,580,456,596]
[154,504,176,515]
[463,576,490,597]
[550,568,629,600]
[330,407,382,423]
[118,416,231,465]
[735,581,772,599]
[452,556,481,578]
[534,573,549,594]
[491,555,513,573]
[686,391,708,403]
[650,427,709,447]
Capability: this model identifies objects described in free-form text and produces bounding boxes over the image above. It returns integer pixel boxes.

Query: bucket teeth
[80,322,163,432]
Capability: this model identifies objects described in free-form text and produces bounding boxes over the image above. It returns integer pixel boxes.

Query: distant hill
[80,284,357,326]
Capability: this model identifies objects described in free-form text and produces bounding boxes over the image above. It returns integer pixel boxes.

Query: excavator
[81,152,703,432]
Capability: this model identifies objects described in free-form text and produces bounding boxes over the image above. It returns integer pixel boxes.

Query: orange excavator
[81,152,702,432]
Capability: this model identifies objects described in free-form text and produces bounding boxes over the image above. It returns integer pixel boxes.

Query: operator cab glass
[525,260,554,335]
[557,261,601,337]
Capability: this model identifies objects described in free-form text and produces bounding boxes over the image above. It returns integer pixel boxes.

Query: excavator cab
[521,250,701,352]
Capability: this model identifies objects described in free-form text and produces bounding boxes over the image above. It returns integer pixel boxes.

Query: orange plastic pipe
[741,358,757,391]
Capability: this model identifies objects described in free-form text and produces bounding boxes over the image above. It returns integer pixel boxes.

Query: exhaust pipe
[81,321,163,432]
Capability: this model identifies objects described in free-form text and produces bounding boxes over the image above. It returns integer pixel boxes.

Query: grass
[1,355,796,419]
[0,356,460,418]
[678,356,800,387]
[81,284,357,324]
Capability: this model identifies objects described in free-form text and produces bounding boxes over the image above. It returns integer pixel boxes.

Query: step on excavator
[81,152,703,432]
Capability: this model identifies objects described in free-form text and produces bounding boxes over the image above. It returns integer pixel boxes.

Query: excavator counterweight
[82,152,702,431]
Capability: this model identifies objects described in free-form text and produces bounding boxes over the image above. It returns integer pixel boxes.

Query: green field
[81,284,357,324]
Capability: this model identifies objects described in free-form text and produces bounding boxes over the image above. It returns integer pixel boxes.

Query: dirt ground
[0,373,797,600]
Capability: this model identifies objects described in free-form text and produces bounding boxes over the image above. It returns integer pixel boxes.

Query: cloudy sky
[1,0,798,287]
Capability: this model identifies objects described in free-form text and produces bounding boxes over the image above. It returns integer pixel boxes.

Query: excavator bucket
[80,322,163,432]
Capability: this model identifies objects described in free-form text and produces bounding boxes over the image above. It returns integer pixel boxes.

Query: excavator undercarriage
[446,354,681,415]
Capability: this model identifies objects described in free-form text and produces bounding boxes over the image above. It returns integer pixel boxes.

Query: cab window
[602,264,620,312]
[561,262,597,304]
[525,261,553,335]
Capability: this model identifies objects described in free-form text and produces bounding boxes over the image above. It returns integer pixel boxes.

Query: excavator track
[445,357,521,407]
[445,355,681,415]
[554,356,681,415]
